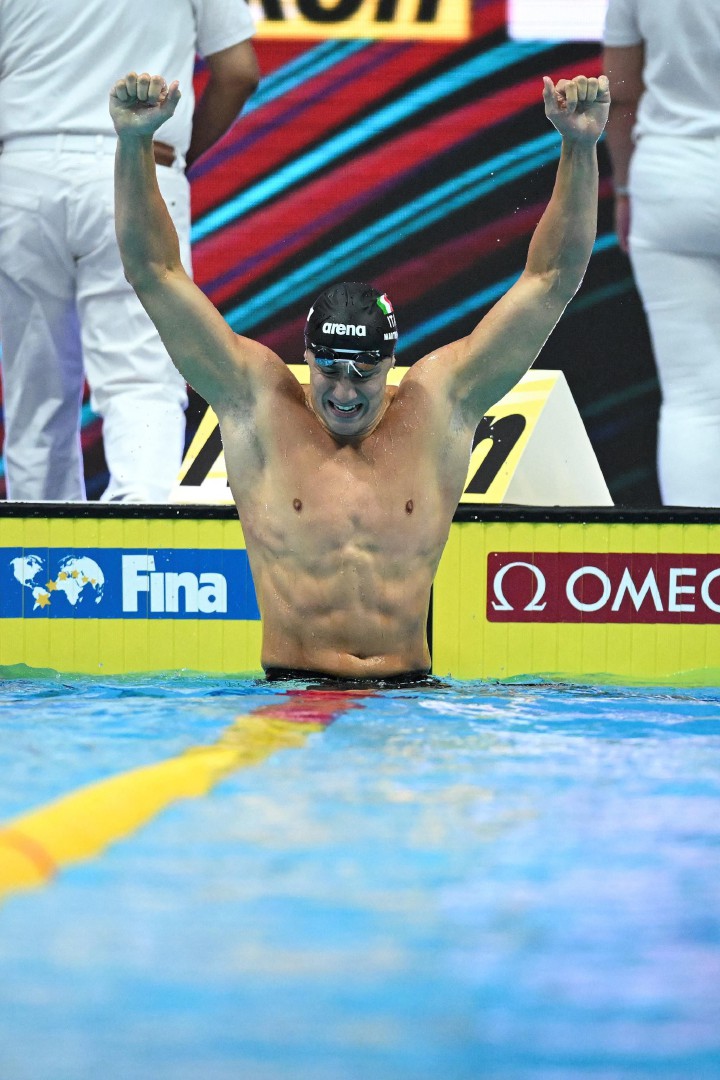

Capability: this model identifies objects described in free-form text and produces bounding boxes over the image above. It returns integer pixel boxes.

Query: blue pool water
[0,676,719,1080]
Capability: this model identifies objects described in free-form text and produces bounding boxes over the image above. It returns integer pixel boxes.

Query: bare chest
[262,440,436,553]
[224,386,466,559]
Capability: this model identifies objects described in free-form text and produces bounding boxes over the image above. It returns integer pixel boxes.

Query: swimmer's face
[305,347,395,438]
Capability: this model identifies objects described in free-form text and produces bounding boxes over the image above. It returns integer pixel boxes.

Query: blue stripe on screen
[242,40,371,116]
[400,233,619,351]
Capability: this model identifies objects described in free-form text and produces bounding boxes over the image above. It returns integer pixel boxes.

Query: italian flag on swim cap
[376,293,394,316]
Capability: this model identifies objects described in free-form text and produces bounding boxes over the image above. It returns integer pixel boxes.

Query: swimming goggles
[309,344,385,379]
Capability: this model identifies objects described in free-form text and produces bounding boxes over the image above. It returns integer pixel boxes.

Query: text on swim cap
[322,322,367,336]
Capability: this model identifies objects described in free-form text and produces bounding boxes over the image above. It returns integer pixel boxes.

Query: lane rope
[0,689,370,901]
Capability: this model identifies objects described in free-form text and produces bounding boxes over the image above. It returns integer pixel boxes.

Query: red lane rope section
[0,829,58,880]
[253,688,373,726]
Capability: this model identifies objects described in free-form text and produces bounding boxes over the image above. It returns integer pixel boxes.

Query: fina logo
[3,547,255,621]
[322,322,366,337]
[123,555,227,614]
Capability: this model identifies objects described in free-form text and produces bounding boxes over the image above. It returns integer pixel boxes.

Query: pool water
[0,676,719,1080]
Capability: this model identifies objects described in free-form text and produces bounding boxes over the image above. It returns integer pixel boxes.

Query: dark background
[0,0,660,504]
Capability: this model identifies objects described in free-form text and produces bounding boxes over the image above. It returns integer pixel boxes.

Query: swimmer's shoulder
[400,343,461,384]
[221,339,305,405]
[234,339,295,381]
[393,345,459,410]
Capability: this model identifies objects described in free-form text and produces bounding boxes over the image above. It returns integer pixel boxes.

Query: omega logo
[487,552,720,624]
[491,561,546,611]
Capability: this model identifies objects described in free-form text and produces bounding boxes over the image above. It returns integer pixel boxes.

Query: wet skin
[218,347,474,679]
[111,72,609,677]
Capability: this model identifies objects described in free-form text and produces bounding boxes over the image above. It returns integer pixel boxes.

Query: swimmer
[110,71,610,680]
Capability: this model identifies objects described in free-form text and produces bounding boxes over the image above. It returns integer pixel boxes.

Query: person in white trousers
[0,0,258,502]
[603,0,720,506]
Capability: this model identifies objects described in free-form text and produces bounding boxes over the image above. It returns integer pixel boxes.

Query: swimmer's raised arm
[412,75,610,428]
[111,73,272,409]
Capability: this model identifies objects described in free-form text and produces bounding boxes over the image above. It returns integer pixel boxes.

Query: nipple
[405,500,414,514]
[293,498,303,512]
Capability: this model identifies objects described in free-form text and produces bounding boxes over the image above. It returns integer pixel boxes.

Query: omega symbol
[491,561,547,612]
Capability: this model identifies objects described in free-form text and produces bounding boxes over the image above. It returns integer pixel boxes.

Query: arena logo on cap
[487,552,720,624]
[322,322,367,336]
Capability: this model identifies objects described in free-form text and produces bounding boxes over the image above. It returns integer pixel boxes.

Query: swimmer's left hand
[543,75,610,144]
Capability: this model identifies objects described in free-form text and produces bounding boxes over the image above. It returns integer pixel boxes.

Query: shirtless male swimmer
[110,71,610,682]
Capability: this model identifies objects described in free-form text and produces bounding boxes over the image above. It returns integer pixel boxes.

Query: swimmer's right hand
[109,73,181,137]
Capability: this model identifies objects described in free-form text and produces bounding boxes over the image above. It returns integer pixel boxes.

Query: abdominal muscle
[252,535,435,678]
[222,368,465,679]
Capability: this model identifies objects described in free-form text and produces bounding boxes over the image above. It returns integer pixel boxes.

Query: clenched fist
[110,72,181,137]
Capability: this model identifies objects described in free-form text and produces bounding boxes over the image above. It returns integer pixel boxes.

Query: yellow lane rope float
[0,689,369,901]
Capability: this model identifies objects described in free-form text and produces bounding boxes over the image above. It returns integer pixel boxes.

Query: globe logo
[10,554,105,611]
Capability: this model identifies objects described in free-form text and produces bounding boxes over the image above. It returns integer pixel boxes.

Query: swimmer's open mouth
[328,401,363,417]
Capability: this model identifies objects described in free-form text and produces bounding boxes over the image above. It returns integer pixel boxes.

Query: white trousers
[629,134,720,506]
[0,136,190,502]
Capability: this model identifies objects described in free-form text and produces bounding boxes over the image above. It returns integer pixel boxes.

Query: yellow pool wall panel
[0,514,263,676]
[3,510,720,684]
[432,519,720,685]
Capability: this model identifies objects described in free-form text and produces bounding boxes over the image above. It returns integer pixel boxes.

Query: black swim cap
[304,282,398,356]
